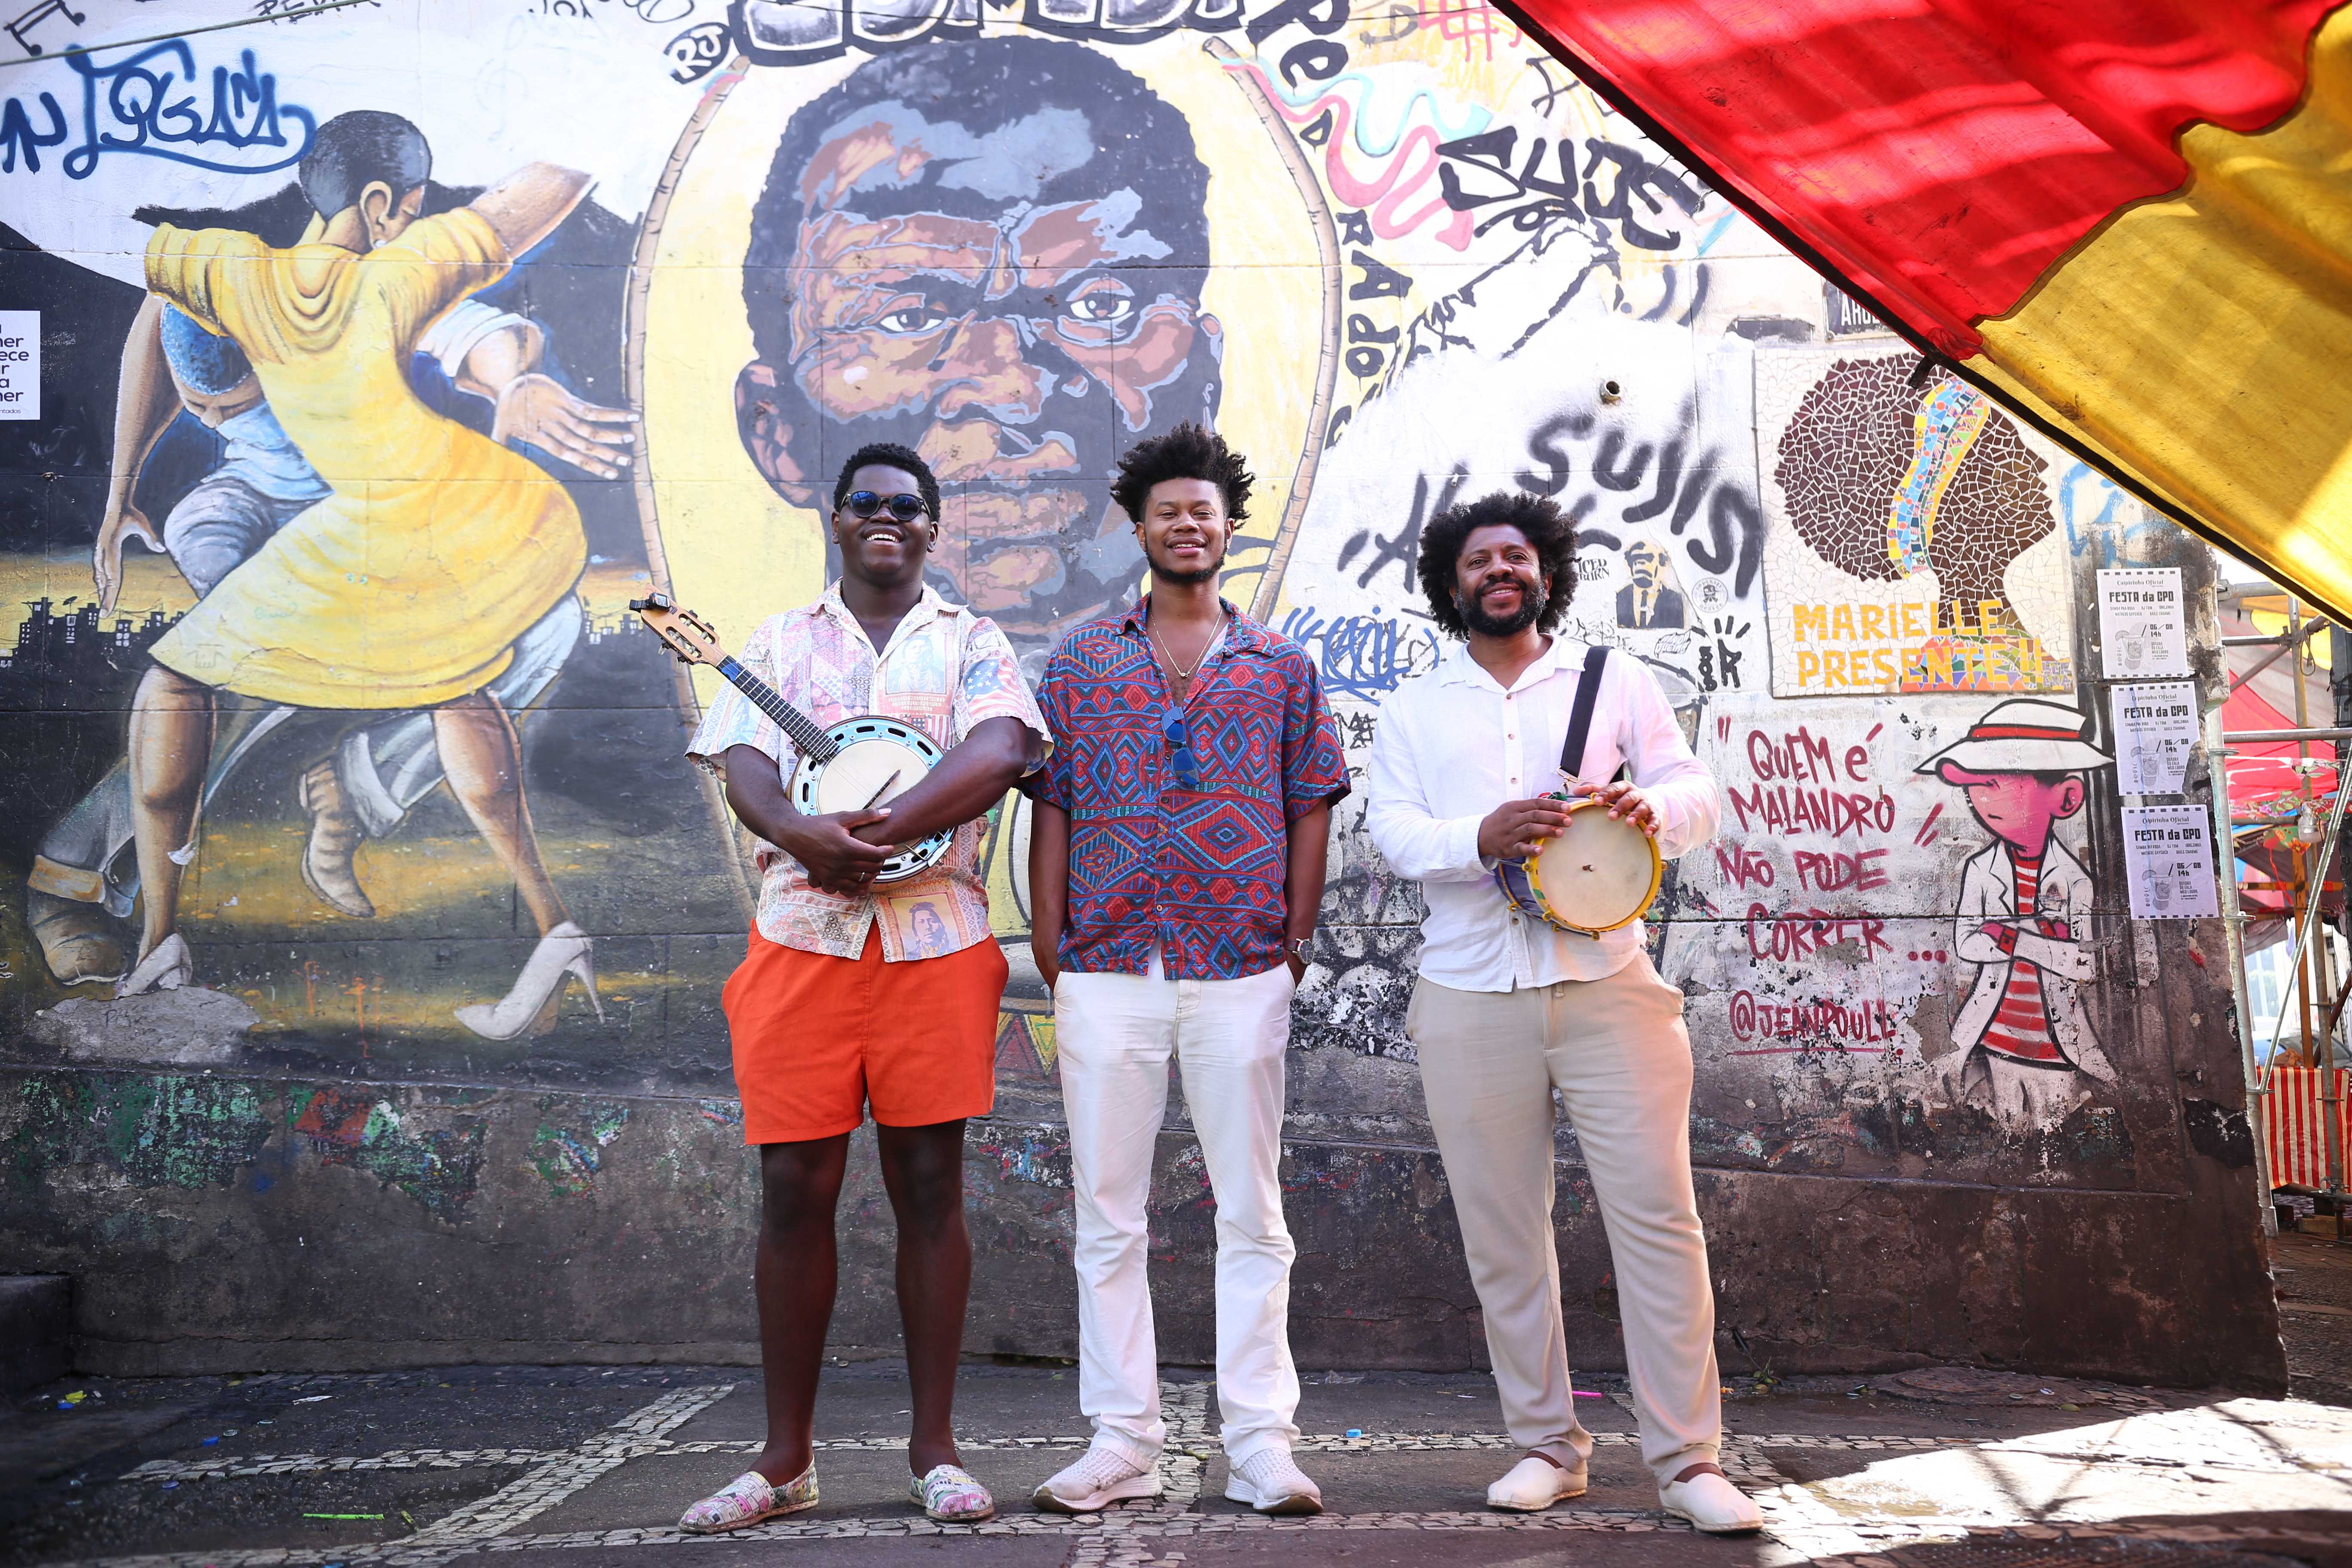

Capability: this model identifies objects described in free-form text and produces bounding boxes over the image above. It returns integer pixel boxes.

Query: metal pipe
[2229,620,2331,692]
[2225,627,2329,647]
[2225,728,2352,743]
[2211,700,2278,1233]
[2264,720,2352,1078]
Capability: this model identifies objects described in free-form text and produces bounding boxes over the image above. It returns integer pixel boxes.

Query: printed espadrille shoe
[678,1464,818,1532]
[910,1462,995,1522]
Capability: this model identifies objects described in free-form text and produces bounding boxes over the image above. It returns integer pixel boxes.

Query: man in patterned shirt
[679,443,1049,1532]
[1025,424,1349,1517]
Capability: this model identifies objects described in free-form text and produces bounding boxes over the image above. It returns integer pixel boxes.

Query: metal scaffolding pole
[2289,595,2349,1201]
[2209,703,2277,1233]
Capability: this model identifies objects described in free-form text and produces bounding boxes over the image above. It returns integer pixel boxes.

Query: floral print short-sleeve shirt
[687,584,1047,963]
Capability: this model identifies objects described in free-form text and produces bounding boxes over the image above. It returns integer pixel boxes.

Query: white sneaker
[1033,1444,1162,1512]
[1486,1453,1587,1511]
[1224,1448,1323,1515]
[1660,1470,1763,1533]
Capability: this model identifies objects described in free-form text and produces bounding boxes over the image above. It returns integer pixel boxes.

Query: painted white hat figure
[1914,698,2115,777]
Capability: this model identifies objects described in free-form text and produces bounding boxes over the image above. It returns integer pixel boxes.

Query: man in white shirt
[1364,490,1759,1533]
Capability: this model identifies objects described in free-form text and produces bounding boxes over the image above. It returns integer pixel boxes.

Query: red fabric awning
[1498,0,2352,625]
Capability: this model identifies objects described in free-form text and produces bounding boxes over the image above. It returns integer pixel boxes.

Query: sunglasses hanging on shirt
[1164,710,1200,791]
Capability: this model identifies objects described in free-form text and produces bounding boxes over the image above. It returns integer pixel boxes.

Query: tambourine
[1491,793,1664,937]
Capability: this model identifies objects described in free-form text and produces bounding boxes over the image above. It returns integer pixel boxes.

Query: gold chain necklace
[1148,606,1225,681]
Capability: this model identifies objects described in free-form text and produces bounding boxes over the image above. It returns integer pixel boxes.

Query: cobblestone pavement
[2278,1230,2352,1404]
[2,1351,2347,1568]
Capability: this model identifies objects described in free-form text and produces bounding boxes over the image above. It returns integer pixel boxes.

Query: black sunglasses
[1164,710,1200,791]
[842,490,928,523]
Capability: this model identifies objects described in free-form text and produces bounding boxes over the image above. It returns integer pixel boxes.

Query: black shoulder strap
[1559,644,1609,781]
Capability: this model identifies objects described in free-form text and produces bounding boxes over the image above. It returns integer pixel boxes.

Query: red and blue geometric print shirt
[1027,597,1350,980]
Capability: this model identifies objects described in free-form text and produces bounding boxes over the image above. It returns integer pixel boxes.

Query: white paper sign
[2121,804,2219,919]
[2110,682,2201,795]
[2097,568,2191,679]
[0,312,35,421]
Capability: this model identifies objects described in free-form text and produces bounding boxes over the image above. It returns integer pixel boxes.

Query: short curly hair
[1416,490,1578,639]
[834,442,941,525]
[1112,422,1253,525]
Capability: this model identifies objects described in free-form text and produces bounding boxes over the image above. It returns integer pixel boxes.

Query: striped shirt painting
[1981,850,2062,1063]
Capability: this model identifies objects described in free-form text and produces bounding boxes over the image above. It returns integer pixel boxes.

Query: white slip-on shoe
[1486,1453,1588,1511]
[1224,1448,1322,1515]
[1660,1470,1763,1533]
[1033,1444,1162,1512]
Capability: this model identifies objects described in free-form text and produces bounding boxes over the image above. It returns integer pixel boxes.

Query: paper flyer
[2096,568,2192,680]
[2121,804,2220,920]
[2110,682,2201,795]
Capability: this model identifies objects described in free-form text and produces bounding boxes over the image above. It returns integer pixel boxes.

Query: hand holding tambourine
[1486,773,1665,938]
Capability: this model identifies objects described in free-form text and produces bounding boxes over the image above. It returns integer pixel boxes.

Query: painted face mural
[731,40,1221,650]
[0,0,2213,1205]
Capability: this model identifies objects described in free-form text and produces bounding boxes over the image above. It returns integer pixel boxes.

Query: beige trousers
[1406,952,1721,1485]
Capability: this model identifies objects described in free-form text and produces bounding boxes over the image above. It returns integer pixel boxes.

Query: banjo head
[1522,798,1664,936]
[790,717,952,883]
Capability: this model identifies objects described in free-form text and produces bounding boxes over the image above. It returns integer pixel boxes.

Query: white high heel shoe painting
[454,921,605,1041]
[115,933,193,998]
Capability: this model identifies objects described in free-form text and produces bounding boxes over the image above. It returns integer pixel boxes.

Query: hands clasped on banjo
[775,806,898,895]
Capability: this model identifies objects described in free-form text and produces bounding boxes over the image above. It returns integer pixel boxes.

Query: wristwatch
[1285,935,1313,963]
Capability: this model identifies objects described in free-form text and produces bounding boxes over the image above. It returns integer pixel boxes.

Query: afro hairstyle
[1415,489,1579,639]
[1112,421,1253,525]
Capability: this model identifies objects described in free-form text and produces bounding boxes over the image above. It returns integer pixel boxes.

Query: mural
[1914,698,2117,1130]
[0,0,2211,1198]
[1759,348,2075,698]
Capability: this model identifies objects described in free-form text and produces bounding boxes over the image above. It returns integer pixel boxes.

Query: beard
[1458,575,1548,637]
[1148,542,1225,587]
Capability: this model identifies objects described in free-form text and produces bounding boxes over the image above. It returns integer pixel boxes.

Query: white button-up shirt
[1365,637,1719,991]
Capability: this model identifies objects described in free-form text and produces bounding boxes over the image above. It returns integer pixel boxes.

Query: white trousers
[1054,957,1301,1466]
[1406,952,1722,1485]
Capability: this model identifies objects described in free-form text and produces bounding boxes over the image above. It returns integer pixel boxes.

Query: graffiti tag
[665,19,731,80]
[1280,607,1441,699]
[732,0,1250,64]
[1436,129,1703,251]
[0,43,315,180]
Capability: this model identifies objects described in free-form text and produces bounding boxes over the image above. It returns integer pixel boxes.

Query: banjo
[631,593,952,884]
[1490,644,1664,937]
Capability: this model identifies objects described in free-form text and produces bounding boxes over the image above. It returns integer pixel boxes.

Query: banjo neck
[710,656,841,764]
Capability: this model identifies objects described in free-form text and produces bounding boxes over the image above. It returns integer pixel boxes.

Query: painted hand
[93,501,163,617]
[493,374,638,478]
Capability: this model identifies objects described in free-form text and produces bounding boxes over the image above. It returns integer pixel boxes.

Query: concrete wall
[0,0,2281,1388]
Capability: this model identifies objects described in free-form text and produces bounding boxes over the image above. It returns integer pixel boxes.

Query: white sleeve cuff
[415,299,532,379]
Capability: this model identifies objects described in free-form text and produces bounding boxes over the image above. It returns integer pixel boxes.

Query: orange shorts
[721,923,1008,1145]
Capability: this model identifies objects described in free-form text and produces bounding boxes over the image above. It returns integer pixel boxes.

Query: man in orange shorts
[680,442,1047,1531]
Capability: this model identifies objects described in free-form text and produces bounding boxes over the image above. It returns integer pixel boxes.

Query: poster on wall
[1755,345,2075,698]
[0,311,34,420]
[2097,569,2192,680]
[2120,804,2220,919]
[2110,682,2200,795]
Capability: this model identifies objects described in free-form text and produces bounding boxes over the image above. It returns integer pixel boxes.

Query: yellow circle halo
[628,24,1333,712]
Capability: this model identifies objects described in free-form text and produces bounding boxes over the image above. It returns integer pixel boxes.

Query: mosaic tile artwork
[1756,350,2077,697]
